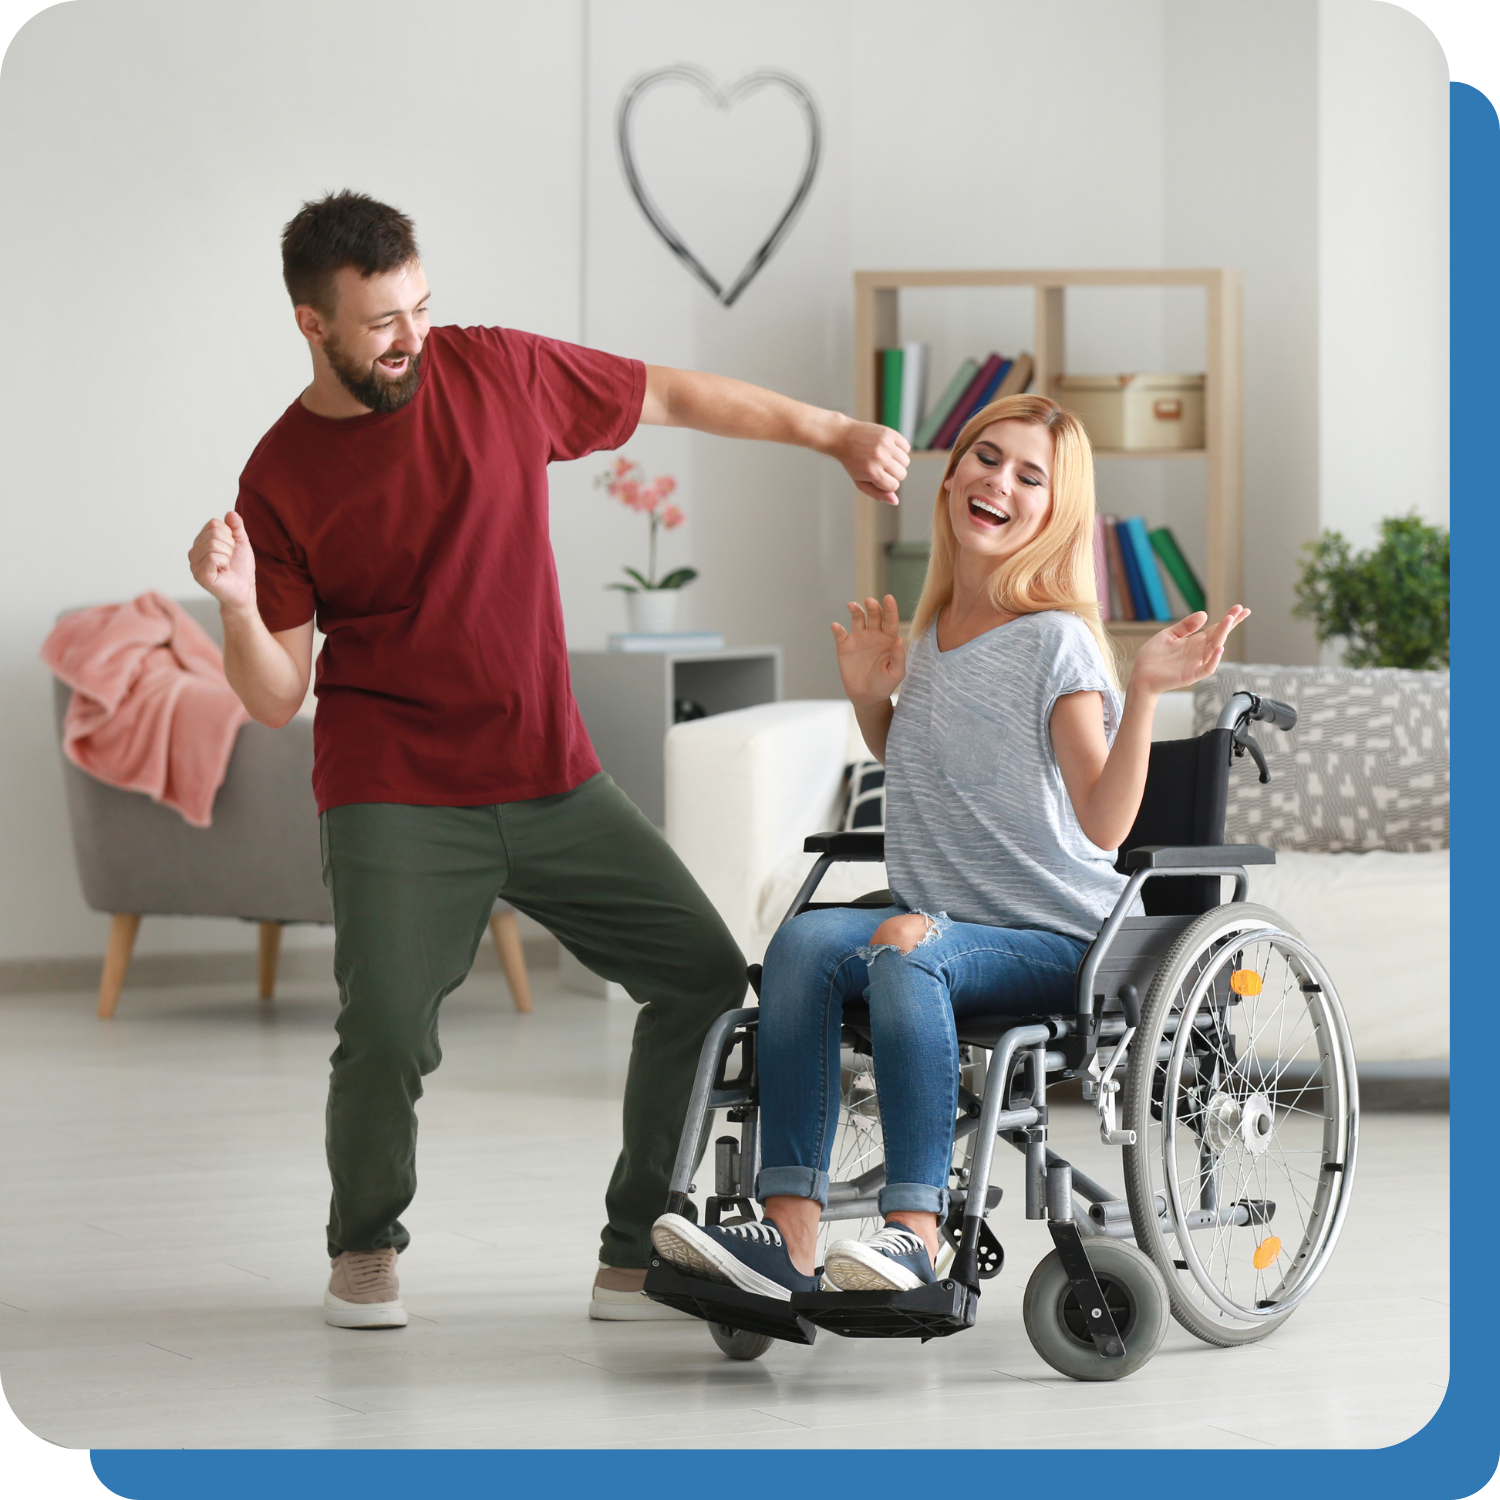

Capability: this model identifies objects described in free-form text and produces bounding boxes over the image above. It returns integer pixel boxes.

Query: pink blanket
[41,593,250,828]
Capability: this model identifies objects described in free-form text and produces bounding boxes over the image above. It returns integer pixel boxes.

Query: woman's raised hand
[831,595,907,704]
[1129,606,1251,697]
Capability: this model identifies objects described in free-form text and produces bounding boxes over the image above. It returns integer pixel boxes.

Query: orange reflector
[1253,1236,1282,1270]
[1230,969,1263,996]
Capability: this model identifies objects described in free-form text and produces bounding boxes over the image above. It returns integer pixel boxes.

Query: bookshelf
[852,268,1243,666]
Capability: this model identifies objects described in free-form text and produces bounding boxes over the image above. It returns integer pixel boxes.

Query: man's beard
[324,334,424,414]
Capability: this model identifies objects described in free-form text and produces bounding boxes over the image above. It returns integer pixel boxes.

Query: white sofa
[665,692,1448,1068]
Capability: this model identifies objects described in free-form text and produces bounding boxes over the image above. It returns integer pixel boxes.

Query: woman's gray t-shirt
[883,611,1127,942]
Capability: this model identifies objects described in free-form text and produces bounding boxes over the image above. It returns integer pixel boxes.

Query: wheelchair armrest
[1123,843,1275,871]
[803,830,886,859]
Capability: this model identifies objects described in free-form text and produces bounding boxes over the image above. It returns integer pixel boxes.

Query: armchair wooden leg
[257,922,283,1001]
[98,913,141,1019]
[488,910,533,1013]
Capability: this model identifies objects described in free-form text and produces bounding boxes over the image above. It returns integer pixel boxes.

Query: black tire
[708,1323,775,1361]
[1122,903,1358,1347]
[1021,1237,1169,1381]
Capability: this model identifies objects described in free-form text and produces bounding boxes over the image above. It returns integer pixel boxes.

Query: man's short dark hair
[281,190,420,314]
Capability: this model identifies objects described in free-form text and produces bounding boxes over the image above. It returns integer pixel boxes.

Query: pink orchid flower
[597,455,693,592]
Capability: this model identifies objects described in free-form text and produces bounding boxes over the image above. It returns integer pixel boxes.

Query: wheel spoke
[1125,913,1357,1336]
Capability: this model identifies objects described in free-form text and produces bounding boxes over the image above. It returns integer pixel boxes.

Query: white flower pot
[626,589,681,634]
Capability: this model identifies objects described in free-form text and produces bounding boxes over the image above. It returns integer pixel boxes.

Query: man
[188,190,908,1329]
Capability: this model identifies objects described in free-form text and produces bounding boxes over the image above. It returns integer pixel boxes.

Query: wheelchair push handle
[1215,691,1297,785]
[1253,696,1298,731]
[1215,690,1298,734]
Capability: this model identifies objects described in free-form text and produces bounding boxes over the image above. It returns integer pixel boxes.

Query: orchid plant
[597,456,697,592]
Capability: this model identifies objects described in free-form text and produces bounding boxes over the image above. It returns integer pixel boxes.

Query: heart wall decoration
[616,64,823,308]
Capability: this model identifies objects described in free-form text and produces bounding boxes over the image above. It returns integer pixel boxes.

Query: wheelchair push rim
[1124,905,1359,1340]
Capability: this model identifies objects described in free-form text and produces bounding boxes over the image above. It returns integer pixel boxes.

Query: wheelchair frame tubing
[952,1023,1050,1288]
[665,1007,758,1217]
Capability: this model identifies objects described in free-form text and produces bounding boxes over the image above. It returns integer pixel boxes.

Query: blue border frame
[85,81,1497,1500]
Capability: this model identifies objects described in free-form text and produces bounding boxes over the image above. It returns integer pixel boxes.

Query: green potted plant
[1292,513,1448,670]
[598,456,697,633]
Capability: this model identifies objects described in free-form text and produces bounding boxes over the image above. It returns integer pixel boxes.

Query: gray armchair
[53,598,532,1017]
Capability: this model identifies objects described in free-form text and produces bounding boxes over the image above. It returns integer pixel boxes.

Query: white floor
[0,965,1447,1451]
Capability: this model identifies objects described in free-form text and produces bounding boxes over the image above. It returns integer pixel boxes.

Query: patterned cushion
[1193,664,1448,853]
[842,759,886,831]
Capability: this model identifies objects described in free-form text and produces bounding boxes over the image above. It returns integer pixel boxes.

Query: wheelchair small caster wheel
[1022,1238,1169,1381]
[709,1323,774,1361]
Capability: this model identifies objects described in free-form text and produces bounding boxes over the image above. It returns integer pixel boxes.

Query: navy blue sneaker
[823,1225,937,1292]
[650,1214,819,1301]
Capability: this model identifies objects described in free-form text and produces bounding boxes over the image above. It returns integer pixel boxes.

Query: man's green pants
[319,773,745,1268]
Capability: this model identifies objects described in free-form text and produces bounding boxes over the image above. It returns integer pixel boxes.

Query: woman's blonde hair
[908,393,1118,687]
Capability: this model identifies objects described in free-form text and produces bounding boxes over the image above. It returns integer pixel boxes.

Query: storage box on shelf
[1055,372,1205,450]
[853,269,1243,667]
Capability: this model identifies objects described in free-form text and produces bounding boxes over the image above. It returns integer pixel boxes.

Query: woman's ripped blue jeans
[754,905,1086,1219]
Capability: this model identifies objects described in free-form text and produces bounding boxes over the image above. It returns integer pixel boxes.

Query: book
[1149,526,1207,613]
[880,348,904,431]
[913,358,977,450]
[1093,515,1110,621]
[931,353,1002,449]
[608,631,726,653]
[1112,516,1150,620]
[1122,517,1172,619]
[1103,516,1134,620]
[994,351,1034,400]
[897,341,928,441]
[957,357,1012,427]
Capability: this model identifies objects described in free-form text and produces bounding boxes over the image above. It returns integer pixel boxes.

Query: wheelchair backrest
[1114,727,1233,916]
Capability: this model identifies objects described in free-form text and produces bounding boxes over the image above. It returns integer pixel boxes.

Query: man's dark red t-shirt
[235,325,645,813]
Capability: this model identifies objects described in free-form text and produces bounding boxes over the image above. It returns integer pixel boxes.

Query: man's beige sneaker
[324,1248,408,1328]
[588,1264,692,1321]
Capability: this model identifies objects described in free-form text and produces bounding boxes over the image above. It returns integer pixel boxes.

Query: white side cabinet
[561,647,782,1000]
[566,647,783,826]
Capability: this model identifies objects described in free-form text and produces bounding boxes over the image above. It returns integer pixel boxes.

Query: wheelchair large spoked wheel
[1122,903,1359,1347]
[815,1044,886,1261]
[1022,1237,1170,1380]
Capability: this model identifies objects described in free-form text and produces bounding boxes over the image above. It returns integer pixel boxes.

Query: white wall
[0,0,588,961]
[1162,0,1322,666]
[1319,0,1449,547]
[572,0,855,698]
[0,0,1449,964]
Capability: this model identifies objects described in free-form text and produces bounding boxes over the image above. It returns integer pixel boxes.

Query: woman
[652,394,1248,1298]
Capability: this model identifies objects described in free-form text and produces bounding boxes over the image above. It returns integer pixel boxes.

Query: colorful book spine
[880,348,905,431]
[958,358,1011,428]
[1103,517,1134,620]
[1123,517,1172,619]
[932,353,1002,449]
[1149,527,1207,613]
[913,358,978,450]
[994,351,1033,400]
[1093,515,1110,621]
[1114,517,1150,619]
[897,342,928,441]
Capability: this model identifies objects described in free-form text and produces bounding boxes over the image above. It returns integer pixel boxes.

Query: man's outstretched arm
[640,365,909,503]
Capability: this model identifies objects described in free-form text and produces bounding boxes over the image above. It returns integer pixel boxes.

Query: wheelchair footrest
[643,1262,818,1346]
[792,1278,978,1340]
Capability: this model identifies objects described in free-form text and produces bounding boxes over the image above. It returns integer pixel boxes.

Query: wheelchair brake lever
[1233,728,1271,784]
[1088,1028,1137,1147]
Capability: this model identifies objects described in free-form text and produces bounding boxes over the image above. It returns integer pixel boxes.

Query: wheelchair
[644,690,1360,1380]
